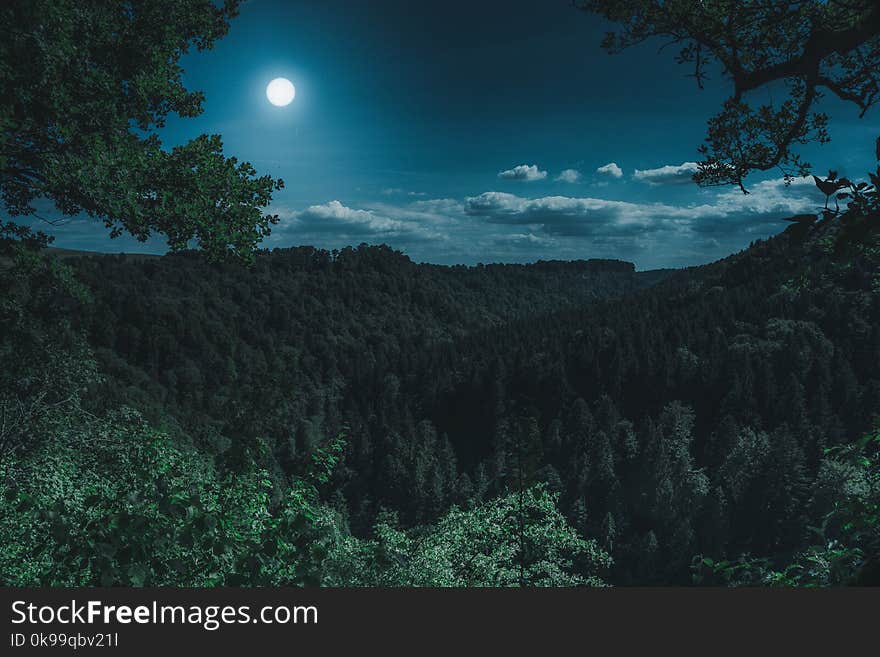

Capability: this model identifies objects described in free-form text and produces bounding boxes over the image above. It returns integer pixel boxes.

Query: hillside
[2,217,878,586]
[64,220,880,578]
[63,245,657,428]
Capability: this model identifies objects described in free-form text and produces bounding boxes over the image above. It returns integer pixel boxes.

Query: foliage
[578,1,880,190]
[0,0,282,262]
[0,400,606,587]
[3,0,879,589]
[323,485,611,587]
[0,244,97,461]
[20,213,874,585]
[813,166,880,219]
[2,215,879,587]
[693,426,880,586]
[0,249,612,587]
[0,222,52,255]
[0,406,352,586]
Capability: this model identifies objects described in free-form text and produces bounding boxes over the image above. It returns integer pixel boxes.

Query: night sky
[30,0,879,269]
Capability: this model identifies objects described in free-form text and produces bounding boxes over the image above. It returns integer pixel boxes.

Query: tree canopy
[579,1,880,191]
[0,0,283,262]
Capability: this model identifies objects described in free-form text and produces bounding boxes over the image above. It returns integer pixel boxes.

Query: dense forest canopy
[2,214,879,585]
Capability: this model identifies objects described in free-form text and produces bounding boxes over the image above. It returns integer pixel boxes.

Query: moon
[266,77,295,106]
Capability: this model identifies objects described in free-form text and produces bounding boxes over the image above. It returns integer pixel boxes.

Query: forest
[2,211,879,586]
[1,1,879,587]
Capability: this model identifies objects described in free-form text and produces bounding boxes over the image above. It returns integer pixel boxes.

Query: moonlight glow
[266,77,295,106]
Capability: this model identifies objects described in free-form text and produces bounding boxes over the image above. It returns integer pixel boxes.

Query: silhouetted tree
[578,1,880,191]
[0,0,282,261]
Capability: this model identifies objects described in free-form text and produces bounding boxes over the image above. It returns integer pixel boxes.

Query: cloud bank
[458,176,824,266]
[33,176,825,271]
[261,177,827,268]
[465,177,822,239]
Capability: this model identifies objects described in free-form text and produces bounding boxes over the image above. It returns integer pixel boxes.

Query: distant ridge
[44,246,163,261]
[40,243,675,281]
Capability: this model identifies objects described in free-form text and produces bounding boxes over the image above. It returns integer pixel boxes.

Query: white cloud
[634,162,700,185]
[295,201,405,234]
[596,162,623,179]
[277,200,440,244]
[555,169,582,183]
[498,164,548,181]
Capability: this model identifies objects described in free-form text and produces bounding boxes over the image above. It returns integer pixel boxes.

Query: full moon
[266,77,295,106]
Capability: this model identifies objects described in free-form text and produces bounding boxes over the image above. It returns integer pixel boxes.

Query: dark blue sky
[36,0,878,269]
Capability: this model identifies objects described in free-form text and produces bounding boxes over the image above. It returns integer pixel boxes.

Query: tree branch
[731,5,880,95]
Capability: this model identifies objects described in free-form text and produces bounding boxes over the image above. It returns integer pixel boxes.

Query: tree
[0,409,351,586]
[694,426,880,586]
[323,485,612,587]
[0,0,283,262]
[0,241,98,462]
[640,402,709,580]
[578,1,880,191]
